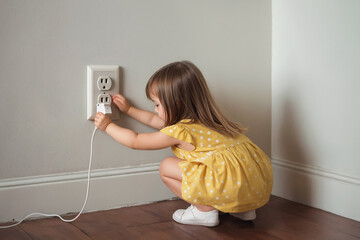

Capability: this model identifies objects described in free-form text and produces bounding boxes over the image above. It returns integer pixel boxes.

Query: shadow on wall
[112,67,130,128]
[112,67,153,131]
[276,91,313,205]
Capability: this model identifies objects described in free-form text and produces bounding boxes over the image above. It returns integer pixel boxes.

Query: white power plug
[97,103,112,115]
[96,93,112,114]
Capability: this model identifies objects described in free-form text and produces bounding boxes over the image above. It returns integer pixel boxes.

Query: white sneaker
[172,205,219,227]
[231,210,256,221]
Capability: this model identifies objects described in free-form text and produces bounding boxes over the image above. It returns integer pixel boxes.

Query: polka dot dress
[160,120,273,213]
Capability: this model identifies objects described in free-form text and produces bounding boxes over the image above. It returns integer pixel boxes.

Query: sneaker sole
[172,216,220,227]
[173,218,219,227]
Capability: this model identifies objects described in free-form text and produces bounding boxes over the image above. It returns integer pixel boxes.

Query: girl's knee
[159,158,167,178]
[159,157,173,178]
[159,157,182,180]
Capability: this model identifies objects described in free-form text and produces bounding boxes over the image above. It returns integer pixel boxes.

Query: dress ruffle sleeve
[160,124,194,145]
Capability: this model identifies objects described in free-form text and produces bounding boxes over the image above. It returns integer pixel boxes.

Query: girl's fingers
[113,98,123,106]
[112,94,122,100]
[95,112,104,120]
[113,98,121,104]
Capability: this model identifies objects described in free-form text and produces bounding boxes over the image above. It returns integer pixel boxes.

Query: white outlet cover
[87,65,120,120]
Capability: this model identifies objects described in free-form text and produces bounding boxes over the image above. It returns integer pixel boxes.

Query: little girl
[94,61,273,227]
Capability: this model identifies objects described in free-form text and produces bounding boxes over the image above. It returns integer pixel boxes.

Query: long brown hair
[146,61,246,137]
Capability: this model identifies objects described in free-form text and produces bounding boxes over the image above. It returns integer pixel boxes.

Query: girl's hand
[112,94,131,114]
[94,112,112,131]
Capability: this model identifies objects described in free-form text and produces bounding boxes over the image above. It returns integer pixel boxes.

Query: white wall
[272,0,360,221]
[0,0,271,222]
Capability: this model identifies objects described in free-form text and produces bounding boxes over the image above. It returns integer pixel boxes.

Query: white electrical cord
[0,127,98,229]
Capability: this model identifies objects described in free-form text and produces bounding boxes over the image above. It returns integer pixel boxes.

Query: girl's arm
[94,113,180,150]
[113,94,164,129]
[126,106,164,130]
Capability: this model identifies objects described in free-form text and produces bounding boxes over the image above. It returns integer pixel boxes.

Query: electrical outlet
[97,76,112,91]
[97,93,112,104]
[87,65,120,120]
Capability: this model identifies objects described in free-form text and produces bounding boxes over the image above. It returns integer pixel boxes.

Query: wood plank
[267,196,360,238]
[71,204,167,236]
[91,222,197,240]
[0,226,32,240]
[138,199,188,221]
[174,214,280,240]
[19,217,91,240]
[255,196,359,240]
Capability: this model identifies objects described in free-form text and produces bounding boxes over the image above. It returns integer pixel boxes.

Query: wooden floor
[0,195,359,240]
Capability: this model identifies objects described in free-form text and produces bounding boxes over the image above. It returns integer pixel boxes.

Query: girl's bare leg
[159,157,215,212]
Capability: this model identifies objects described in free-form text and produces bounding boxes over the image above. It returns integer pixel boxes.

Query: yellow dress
[160,120,273,213]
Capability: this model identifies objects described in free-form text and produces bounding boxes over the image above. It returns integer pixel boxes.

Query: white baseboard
[271,158,360,221]
[0,164,175,223]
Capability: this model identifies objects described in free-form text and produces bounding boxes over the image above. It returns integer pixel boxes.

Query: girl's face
[150,94,166,121]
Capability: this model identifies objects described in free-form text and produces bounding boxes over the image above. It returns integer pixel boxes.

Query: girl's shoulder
[161,119,192,129]
[160,119,195,143]
[178,119,207,131]
[162,119,197,129]
[162,119,217,137]
[178,120,248,142]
